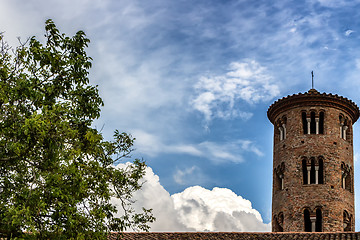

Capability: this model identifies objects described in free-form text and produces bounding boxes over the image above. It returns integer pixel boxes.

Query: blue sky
[2,0,360,231]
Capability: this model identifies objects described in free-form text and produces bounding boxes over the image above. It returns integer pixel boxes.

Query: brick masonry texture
[267,89,359,232]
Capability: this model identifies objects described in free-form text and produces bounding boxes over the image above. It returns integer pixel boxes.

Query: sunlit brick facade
[268,89,359,232]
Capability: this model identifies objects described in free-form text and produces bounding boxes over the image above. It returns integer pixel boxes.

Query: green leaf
[0,20,153,239]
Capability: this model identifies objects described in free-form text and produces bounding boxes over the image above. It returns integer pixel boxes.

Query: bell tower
[267,89,359,232]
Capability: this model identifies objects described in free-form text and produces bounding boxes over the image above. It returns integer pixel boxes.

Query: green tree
[0,19,154,239]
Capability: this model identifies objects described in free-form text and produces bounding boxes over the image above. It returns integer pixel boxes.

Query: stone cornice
[267,89,360,124]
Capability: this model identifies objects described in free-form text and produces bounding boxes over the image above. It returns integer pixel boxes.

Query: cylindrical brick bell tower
[267,89,359,232]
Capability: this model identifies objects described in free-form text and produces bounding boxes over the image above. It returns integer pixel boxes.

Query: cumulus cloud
[132,130,263,163]
[113,163,191,231]
[113,163,270,232]
[172,186,270,231]
[192,60,279,124]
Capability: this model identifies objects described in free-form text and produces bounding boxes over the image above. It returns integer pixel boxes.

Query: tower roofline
[267,89,360,124]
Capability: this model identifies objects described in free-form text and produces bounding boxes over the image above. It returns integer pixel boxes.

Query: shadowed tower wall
[267,89,359,232]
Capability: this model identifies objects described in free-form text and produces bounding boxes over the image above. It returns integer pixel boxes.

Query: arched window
[276,173,283,191]
[302,111,324,135]
[302,112,307,134]
[343,119,349,140]
[303,157,324,185]
[339,114,343,123]
[343,210,352,231]
[278,212,284,232]
[277,120,283,141]
[273,215,280,232]
[310,158,315,184]
[277,117,287,141]
[315,208,322,232]
[345,167,352,192]
[319,112,324,134]
[339,114,349,140]
[273,213,284,232]
[341,163,352,192]
[282,116,287,140]
[310,112,316,134]
[318,158,324,184]
[304,209,311,232]
[304,208,322,232]
[275,162,285,191]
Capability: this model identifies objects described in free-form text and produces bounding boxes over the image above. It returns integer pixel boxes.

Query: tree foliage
[0,19,154,239]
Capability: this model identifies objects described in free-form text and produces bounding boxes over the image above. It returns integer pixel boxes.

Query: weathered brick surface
[268,89,359,232]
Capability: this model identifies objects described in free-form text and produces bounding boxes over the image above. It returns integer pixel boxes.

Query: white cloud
[132,130,263,164]
[192,60,279,124]
[355,59,360,70]
[354,152,360,163]
[113,163,270,232]
[345,30,355,36]
[198,140,263,164]
[113,163,191,231]
[172,166,209,186]
[174,166,198,185]
[172,186,270,232]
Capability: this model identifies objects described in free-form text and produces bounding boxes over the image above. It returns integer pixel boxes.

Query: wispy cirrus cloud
[131,130,263,164]
[312,0,360,8]
[197,140,263,164]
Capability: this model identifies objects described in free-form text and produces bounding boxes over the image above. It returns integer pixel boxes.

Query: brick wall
[268,90,358,232]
